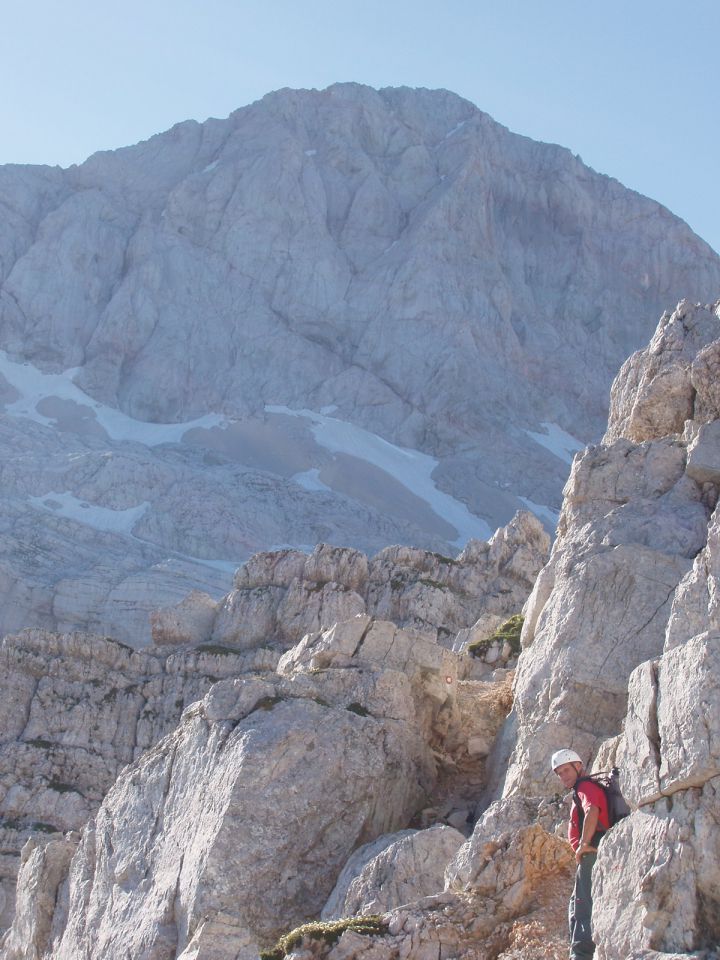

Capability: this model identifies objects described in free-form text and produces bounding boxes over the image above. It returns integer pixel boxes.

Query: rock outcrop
[590,312,720,956]
[0,629,278,932]
[271,797,574,960]
[494,300,720,957]
[321,825,465,920]
[0,612,517,959]
[2,83,720,640]
[501,302,719,798]
[0,511,543,947]
[157,511,549,657]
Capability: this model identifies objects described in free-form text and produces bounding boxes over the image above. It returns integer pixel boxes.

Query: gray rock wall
[3,84,720,641]
[158,511,549,653]
[501,301,719,799]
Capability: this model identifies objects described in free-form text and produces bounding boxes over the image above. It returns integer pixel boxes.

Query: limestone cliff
[2,83,720,641]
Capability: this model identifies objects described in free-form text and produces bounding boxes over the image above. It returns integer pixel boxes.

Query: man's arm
[576,803,600,863]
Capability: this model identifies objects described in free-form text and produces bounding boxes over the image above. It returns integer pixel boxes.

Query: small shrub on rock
[260,916,388,960]
[468,614,524,659]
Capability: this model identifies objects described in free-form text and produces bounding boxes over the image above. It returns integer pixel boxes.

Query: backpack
[573,766,631,829]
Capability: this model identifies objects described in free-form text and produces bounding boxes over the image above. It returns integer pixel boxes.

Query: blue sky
[1,0,718,254]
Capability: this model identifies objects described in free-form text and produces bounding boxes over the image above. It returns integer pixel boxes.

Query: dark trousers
[569,851,596,959]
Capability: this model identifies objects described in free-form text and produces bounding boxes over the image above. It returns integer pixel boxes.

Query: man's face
[554,761,582,789]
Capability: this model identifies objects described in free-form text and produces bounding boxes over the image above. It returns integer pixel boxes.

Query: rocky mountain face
[2,83,720,641]
[0,514,546,955]
[2,298,719,959]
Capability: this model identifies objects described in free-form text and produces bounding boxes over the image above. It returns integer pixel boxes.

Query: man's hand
[575,843,597,864]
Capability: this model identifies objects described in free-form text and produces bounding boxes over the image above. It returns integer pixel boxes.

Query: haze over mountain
[1,82,719,642]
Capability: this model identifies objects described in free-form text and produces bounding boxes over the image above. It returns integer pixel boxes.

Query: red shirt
[569,779,610,851]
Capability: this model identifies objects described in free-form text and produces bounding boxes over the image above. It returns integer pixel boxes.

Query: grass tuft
[260,916,388,960]
[196,643,243,656]
[467,614,524,659]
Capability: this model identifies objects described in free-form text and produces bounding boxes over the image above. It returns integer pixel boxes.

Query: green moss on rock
[196,643,243,656]
[253,696,283,712]
[467,614,524,659]
[418,578,446,591]
[346,702,370,717]
[47,781,77,794]
[260,916,388,960]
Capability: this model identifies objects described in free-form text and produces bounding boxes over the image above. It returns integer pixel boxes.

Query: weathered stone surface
[172,513,549,653]
[593,782,720,958]
[685,420,720,486]
[47,690,428,959]
[298,794,574,960]
[665,504,720,651]
[495,306,720,798]
[322,825,465,920]
[0,628,279,934]
[619,504,720,805]
[445,796,572,901]
[3,622,455,960]
[150,590,218,646]
[503,456,703,796]
[0,834,77,960]
[605,301,720,444]
[0,601,525,958]
[691,338,720,423]
[587,317,720,960]
[0,508,538,945]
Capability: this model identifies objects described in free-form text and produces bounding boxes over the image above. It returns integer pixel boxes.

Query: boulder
[47,682,432,959]
[150,590,218,646]
[605,301,720,444]
[685,420,720,486]
[322,825,465,919]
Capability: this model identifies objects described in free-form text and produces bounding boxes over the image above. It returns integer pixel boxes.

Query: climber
[551,749,610,960]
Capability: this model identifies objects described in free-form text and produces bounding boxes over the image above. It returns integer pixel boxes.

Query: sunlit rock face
[1,83,720,641]
[502,301,720,798]
[486,300,720,957]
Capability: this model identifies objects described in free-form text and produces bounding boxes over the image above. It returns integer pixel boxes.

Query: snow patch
[442,119,468,141]
[519,496,560,529]
[292,469,333,493]
[0,351,226,446]
[525,422,585,465]
[266,405,492,546]
[28,491,150,536]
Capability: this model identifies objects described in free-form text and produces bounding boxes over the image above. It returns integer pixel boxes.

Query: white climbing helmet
[551,749,583,771]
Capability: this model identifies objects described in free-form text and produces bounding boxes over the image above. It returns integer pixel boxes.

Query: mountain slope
[1,83,719,640]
